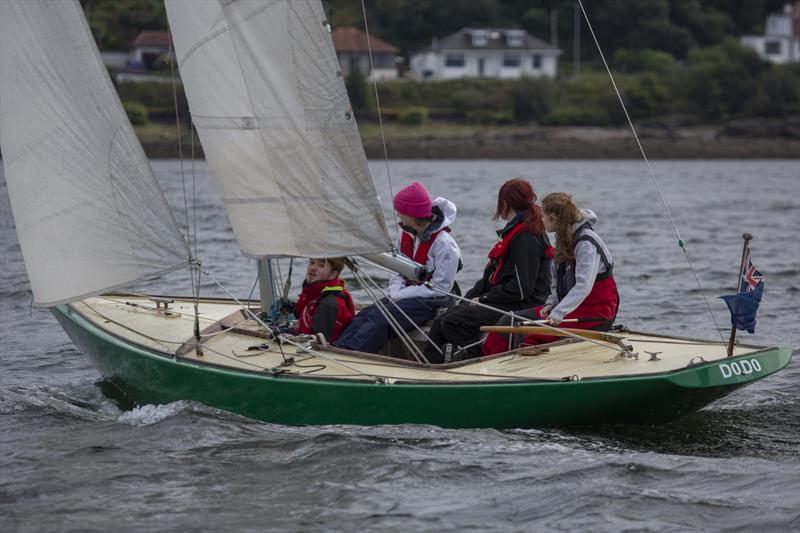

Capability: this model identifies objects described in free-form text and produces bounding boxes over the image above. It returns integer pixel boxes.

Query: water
[1,159,798,531]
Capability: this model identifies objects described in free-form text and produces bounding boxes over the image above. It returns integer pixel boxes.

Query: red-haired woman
[424,178,551,363]
[483,192,619,353]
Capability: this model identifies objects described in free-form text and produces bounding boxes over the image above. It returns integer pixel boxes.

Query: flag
[720,249,765,334]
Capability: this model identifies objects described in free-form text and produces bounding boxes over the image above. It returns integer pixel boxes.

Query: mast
[257,258,276,317]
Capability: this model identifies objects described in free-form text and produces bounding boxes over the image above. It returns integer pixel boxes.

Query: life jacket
[554,224,618,329]
[294,278,355,341]
[400,229,444,265]
[400,229,445,286]
[486,218,527,285]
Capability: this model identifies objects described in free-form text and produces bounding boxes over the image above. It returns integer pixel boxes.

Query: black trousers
[424,302,507,363]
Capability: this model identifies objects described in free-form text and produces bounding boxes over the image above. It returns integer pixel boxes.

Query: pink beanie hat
[393,182,432,219]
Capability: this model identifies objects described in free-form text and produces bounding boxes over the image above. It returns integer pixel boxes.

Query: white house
[128,30,170,69]
[740,3,799,64]
[410,28,561,80]
[331,27,400,81]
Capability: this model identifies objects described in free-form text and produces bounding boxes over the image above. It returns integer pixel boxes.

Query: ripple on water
[1,160,798,531]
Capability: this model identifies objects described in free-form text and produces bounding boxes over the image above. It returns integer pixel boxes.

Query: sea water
[1,159,798,531]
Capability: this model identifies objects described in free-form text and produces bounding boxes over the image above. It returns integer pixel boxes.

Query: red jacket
[294,278,355,342]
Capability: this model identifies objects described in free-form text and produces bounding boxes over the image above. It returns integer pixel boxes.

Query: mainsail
[165,0,392,258]
[0,0,190,307]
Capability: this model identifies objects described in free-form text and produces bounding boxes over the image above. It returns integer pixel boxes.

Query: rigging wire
[349,268,426,363]
[359,0,398,235]
[576,0,726,343]
[168,29,203,343]
[348,264,436,363]
[167,31,193,267]
[201,266,386,381]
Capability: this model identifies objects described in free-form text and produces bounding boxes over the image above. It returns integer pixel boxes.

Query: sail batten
[165,0,392,258]
[0,0,190,306]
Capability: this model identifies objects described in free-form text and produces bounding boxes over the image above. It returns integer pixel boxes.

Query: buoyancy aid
[554,224,618,329]
[486,218,530,285]
[400,229,444,265]
[399,228,447,286]
[555,224,613,299]
[295,278,355,341]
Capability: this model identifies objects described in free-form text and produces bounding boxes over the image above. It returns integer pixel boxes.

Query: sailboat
[0,0,792,429]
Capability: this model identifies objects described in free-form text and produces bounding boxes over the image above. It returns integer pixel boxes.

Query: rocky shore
[138,121,800,160]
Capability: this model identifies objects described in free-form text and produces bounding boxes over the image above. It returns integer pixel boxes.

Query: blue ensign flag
[720,250,765,334]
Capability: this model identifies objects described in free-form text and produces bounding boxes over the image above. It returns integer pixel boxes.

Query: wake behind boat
[1,0,792,429]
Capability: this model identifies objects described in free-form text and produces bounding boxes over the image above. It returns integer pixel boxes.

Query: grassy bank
[135,122,800,160]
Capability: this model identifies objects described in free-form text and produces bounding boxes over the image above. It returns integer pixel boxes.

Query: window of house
[470,31,489,47]
[445,54,465,67]
[532,55,542,69]
[506,31,525,47]
[765,41,782,55]
[503,55,520,68]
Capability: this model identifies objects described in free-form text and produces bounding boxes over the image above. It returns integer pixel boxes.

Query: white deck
[70,295,763,384]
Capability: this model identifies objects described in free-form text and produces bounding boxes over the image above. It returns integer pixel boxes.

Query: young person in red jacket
[424,178,551,363]
[483,192,619,354]
[287,257,354,343]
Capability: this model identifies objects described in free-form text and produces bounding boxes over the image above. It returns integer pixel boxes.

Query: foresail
[0,1,190,307]
[165,0,392,258]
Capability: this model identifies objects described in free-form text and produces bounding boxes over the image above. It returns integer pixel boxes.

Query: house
[740,3,799,64]
[331,27,400,81]
[100,52,130,70]
[410,28,561,80]
[128,30,170,69]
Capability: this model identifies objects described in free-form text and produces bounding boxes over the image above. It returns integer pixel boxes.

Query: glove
[279,299,295,314]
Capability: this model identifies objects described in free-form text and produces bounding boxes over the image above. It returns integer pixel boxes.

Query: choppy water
[1,159,798,531]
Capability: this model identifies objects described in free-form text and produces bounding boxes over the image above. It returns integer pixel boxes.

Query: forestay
[165,0,392,258]
[0,0,190,307]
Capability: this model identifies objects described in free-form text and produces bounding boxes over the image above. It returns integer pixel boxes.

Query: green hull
[53,305,793,428]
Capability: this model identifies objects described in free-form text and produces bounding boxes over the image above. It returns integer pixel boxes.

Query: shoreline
[138,125,800,159]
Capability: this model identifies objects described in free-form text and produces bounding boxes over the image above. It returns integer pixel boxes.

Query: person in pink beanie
[334,182,461,356]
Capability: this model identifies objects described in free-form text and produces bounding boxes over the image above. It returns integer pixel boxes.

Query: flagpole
[727,233,752,357]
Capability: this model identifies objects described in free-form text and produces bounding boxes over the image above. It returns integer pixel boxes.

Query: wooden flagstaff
[727,233,753,357]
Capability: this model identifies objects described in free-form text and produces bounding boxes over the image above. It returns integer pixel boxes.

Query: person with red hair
[483,192,619,354]
[423,178,551,363]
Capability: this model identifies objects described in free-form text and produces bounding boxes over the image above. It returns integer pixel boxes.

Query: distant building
[100,52,129,70]
[331,27,400,81]
[410,28,561,80]
[740,3,800,64]
[129,30,170,69]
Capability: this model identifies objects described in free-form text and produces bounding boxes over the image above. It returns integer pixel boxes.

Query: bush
[345,69,369,111]
[123,101,149,125]
[684,39,767,119]
[465,109,513,125]
[509,78,553,122]
[747,65,800,117]
[613,48,679,74]
[617,73,674,119]
[541,106,613,127]
[115,80,190,123]
[398,106,429,125]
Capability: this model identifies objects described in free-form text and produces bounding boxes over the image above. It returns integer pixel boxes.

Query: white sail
[0,0,190,307]
[165,0,392,258]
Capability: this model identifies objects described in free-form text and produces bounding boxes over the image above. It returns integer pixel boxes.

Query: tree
[345,69,368,111]
[684,39,767,120]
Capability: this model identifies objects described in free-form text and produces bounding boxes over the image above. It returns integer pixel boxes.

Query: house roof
[131,30,170,49]
[426,28,559,52]
[331,27,399,54]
